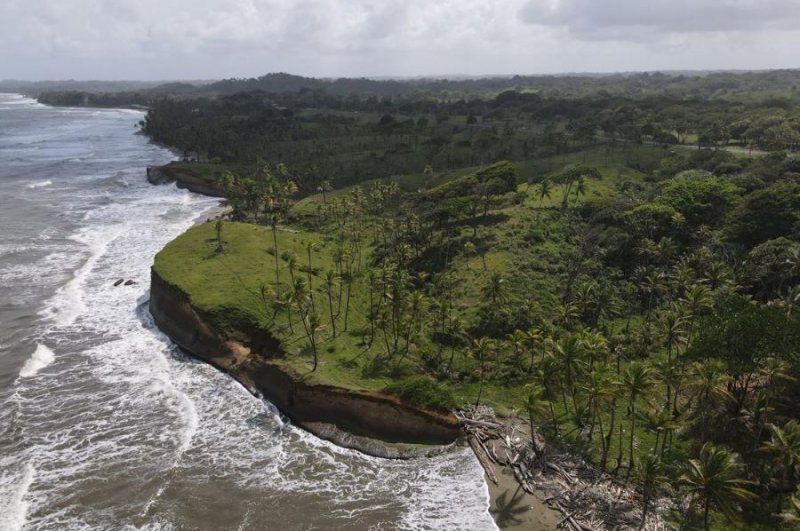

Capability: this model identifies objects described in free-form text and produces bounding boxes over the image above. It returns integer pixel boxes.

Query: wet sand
[487,460,561,530]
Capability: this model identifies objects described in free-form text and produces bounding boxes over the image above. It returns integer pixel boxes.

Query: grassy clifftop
[153,147,660,413]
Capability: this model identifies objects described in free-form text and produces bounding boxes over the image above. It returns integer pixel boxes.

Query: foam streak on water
[0,93,496,530]
[17,344,54,379]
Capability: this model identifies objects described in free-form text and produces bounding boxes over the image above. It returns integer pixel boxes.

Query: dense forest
[139,71,800,528]
[137,82,800,195]
[27,68,800,102]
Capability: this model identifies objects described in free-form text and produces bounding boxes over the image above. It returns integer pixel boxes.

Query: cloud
[0,0,798,79]
[519,0,800,40]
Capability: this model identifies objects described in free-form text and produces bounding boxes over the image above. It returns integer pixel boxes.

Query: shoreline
[148,165,561,529]
[148,268,462,458]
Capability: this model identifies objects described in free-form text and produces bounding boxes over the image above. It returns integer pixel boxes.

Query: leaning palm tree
[288,278,311,329]
[303,312,324,372]
[622,361,656,476]
[680,443,757,530]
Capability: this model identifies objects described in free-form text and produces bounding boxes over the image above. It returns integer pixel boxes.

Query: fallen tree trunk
[467,434,497,484]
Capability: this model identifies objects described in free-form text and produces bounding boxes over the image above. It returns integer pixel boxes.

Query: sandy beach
[486,451,561,530]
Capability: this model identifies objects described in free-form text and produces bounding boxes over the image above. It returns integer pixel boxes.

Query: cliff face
[147,166,226,198]
[149,270,461,458]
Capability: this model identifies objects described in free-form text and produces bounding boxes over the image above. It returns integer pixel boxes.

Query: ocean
[0,93,495,530]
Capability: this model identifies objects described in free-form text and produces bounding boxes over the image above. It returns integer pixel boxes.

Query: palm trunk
[628,402,636,477]
[327,285,337,338]
[344,278,352,331]
[286,303,294,333]
[272,227,280,289]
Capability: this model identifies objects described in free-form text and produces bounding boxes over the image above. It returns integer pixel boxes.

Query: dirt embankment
[148,269,461,459]
[147,165,226,198]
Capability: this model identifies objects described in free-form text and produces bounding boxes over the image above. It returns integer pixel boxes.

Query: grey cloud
[520,0,800,39]
[0,0,798,79]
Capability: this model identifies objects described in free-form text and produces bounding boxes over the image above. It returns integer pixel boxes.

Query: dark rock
[113,279,124,287]
[124,280,137,286]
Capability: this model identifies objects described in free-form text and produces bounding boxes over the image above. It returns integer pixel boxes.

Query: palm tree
[287,278,311,335]
[506,330,528,373]
[471,337,495,406]
[214,220,225,253]
[444,316,465,374]
[577,328,609,368]
[571,176,587,204]
[341,266,355,332]
[553,333,587,415]
[684,360,731,442]
[553,302,580,330]
[705,261,733,291]
[638,406,677,457]
[304,312,324,372]
[524,384,549,449]
[592,369,622,471]
[680,443,757,530]
[482,273,507,304]
[538,179,553,207]
[622,361,656,476]
[536,352,564,437]
[270,214,281,290]
[680,283,714,344]
[324,269,339,338]
[580,365,614,445]
[638,454,670,526]
[317,179,333,204]
[660,308,687,410]
[305,241,318,312]
[279,288,295,334]
[762,420,800,512]
[780,487,800,524]
[287,254,298,284]
[524,327,544,373]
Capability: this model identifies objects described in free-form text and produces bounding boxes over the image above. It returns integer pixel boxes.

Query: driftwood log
[457,405,671,531]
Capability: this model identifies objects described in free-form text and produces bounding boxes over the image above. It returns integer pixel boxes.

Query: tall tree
[622,361,656,476]
[680,443,756,530]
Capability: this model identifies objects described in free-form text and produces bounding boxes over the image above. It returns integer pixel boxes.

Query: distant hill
[11,68,800,106]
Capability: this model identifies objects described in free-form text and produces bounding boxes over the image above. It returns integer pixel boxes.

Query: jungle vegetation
[147,71,800,529]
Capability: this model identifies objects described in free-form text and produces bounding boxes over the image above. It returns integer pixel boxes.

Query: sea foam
[39,225,122,327]
[0,463,35,531]
[18,343,55,379]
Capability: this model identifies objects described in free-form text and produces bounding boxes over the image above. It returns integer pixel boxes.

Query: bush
[384,376,458,412]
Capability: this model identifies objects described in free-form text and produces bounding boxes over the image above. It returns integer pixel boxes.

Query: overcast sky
[2,0,799,80]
